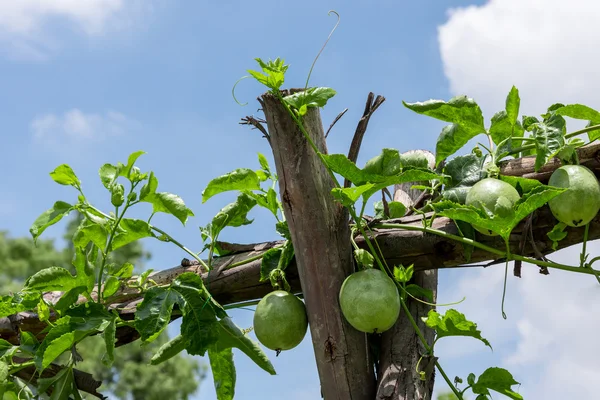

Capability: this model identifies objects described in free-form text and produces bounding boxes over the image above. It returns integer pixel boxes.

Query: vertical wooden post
[376,150,438,399]
[260,90,375,399]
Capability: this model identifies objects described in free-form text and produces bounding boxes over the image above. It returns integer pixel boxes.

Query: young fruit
[339,268,400,334]
[465,178,521,236]
[548,165,600,227]
[253,290,308,352]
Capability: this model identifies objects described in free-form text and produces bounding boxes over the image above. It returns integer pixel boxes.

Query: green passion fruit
[253,290,308,352]
[548,165,600,227]
[339,268,400,334]
[465,178,521,236]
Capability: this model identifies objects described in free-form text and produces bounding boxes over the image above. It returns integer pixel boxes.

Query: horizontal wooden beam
[2,142,600,347]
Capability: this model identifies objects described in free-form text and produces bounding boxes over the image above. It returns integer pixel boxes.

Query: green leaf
[399,151,431,169]
[99,164,119,189]
[435,124,482,166]
[50,165,80,187]
[498,175,542,196]
[283,87,337,111]
[208,346,236,400]
[111,218,152,251]
[403,96,485,165]
[30,201,73,243]
[72,247,95,292]
[422,309,491,349]
[36,323,88,370]
[49,367,74,400]
[331,184,377,207]
[403,95,485,133]
[102,276,120,299]
[54,287,86,315]
[215,317,275,375]
[547,222,568,251]
[374,200,407,219]
[143,192,194,225]
[120,150,146,179]
[0,361,7,382]
[135,287,182,343]
[140,171,158,200]
[532,114,566,171]
[37,299,50,322]
[258,153,270,172]
[471,367,523,400]
[455,220,475,262]
[553,104,600,141]
[321,154,381,185]
[260,247,283,282]
[150,334,188,365]
[387,201,406,218]
[25,267,78,293]
[434,184,565,239]
[17,332,38,355]
[0,339,17,358]
[214,193,257,229]
[489,111,524,148]
[37,367,69,394]
[393,265,414,283]
[102,314,117,366]
[505,86,520,127]
[362,148,402,176]
[172,276,219,356]
[405,284,434,302]
[275,221,290,240]
[203,168,261,203]
[354,249,374,269]
[444,154,486,189]
[73,219,108,252]
[110,262,134,279]
[322,154,440,189]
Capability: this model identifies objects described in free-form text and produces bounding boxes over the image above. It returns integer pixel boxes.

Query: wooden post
[259,90,376,399]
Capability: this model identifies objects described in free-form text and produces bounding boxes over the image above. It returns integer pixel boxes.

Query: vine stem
[400,295,464,399]
[376,223,600,276]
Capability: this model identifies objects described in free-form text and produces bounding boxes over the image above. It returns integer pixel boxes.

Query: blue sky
[2,0,600,399]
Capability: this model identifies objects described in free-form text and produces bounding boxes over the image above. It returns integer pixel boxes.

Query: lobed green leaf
[423,309,491,349]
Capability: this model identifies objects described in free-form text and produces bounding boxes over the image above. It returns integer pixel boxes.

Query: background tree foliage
[0,216,206,399]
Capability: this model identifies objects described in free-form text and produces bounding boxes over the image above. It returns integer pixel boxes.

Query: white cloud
[31,108,140,145]
[437,1,600,397]
[0,1,123,36]
[438,0,600,117]
[0,1,152,60]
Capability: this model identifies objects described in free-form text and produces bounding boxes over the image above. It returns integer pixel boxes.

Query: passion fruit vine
[253,290,308,352]
[548,165,600,227]
[339,268,400,334]
[465,178,521,236]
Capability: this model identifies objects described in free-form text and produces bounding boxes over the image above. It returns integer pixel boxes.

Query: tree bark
[376,151,437,399]
[259,90,375,399]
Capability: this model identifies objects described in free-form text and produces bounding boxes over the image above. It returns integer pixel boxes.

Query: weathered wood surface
[259,91,375,399]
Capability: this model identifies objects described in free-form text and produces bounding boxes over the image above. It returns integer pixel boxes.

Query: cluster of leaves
[244,53,600,399]
[0,152,275,400]
[202,153,294,291]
